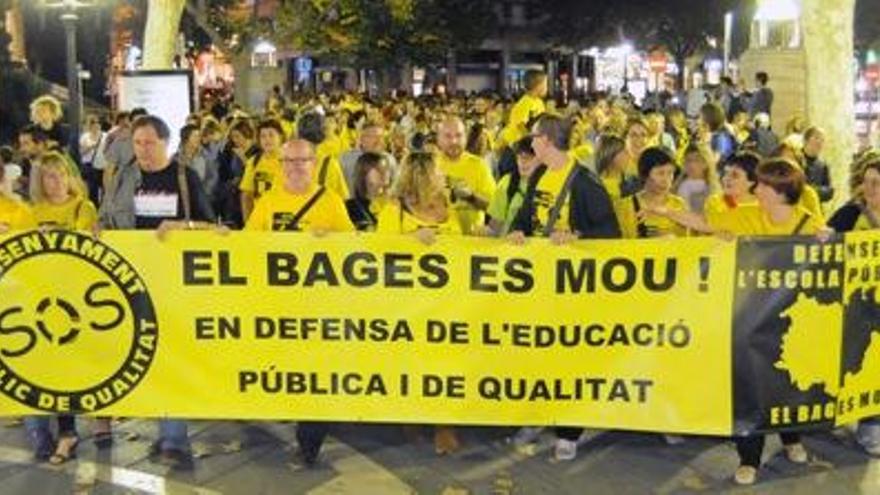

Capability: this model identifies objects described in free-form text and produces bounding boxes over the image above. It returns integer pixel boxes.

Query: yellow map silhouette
[842,334,880,392]
[775,294,842,395]
[839,288,880,421]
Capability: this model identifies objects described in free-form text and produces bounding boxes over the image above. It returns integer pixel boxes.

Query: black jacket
[804,154,834,202]
[828,202,865,232]
[568,166,622,239]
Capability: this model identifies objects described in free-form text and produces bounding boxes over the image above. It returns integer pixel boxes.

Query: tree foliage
[182,0,497,69]
[0,0,12,67]
[539,0,618,51]
[855,0,880,51]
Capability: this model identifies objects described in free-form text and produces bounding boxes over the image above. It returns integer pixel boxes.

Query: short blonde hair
[32,152,85,203]
[30,95,63,123]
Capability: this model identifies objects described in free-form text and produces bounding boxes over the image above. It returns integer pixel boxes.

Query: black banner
[732,237,844,435]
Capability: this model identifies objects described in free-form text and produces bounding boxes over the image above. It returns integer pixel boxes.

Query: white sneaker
[784,443,809,464]
[733,465,758,485]
[553,438,577,461]
[512,427,543,447]
[857,422,880,457]
[663,434,686,445]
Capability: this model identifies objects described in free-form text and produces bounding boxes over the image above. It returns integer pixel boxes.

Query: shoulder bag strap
[792,213,810,235]
[319,156,330,186]
[289,187,326,229]
[177,161,192,221]
[632,195,650,238]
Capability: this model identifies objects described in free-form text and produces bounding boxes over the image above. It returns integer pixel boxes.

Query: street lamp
[43,0,96,160]
[753,0,801,48]
[754,0,800,22]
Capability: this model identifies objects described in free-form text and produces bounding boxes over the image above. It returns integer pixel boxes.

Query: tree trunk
[446,49,457,94]
[802,0,856,208]
[7,0,26,63]
[142,0,186,70]
[674,55,686,92]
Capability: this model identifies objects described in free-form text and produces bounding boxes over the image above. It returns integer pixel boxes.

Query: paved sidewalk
[0,419,877,494]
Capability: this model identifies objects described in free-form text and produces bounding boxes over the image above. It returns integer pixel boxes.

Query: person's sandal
[733,465,758,485]
[49,435,79,465]
[433,427,461,455]
[784,443,809,464]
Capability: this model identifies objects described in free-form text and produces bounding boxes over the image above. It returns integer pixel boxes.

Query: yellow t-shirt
[318,136,344,161]
[615,192,690,239]
[244,185,354,232]
[316,141,351,200]
[703,193,758,216]
[602,176,623,202]
[280,120,295,140]
[707,204,823,236]
[436,151,496,235]
[33,197,98,231]
[240,151,283,200]
[853,211,879,231]
[531,158,578,234]
[799,184,824,222]
[340,96,364,114]
[501,94,545,146]
[0,195,35,231]
[569,143,594,166]
[601,172,640,203]
[376,201,462,235]
[338,127,358,153]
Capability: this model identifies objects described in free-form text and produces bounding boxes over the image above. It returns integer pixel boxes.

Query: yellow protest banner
[0,230,734,434]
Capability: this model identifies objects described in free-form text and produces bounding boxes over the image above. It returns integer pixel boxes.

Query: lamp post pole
[723,12,733,76]
[46,0,94,161]
[60,7,80,157]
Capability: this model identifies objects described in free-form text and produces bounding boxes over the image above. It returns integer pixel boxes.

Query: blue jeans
[24,416,76,457]
[158,420,189,452]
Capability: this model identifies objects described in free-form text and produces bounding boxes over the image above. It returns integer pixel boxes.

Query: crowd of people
[1,69,879,485]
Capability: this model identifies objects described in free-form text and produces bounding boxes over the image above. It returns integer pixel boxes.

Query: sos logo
[0,231,158,414]
[0,282,125,357]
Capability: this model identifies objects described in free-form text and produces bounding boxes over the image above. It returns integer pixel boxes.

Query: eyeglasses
[282,157,315,165]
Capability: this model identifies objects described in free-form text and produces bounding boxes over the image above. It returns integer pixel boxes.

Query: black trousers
[57,415,76,437]
[82,165,103,206]
[734,432,801,467]
[296,422,329,463]
[555,427,582,441]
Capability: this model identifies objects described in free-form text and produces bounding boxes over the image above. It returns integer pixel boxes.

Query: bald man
[435,117,496,235]
[245,139,353,232]
[243,139,352,467]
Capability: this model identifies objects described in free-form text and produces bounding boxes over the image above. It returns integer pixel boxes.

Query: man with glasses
[244,138,352,466]
[244,139,354,232]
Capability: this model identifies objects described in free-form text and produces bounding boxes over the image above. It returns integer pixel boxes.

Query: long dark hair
[466,123,486,156]
[353,152,388,200]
